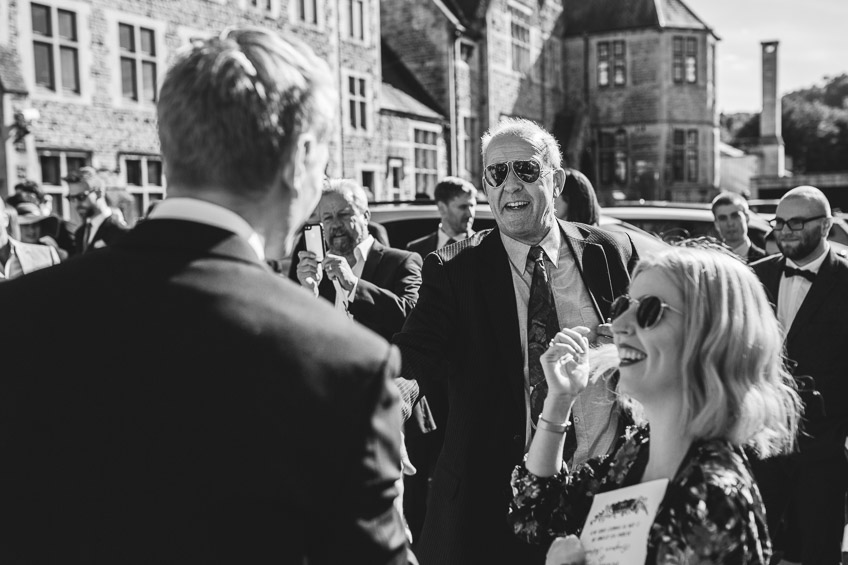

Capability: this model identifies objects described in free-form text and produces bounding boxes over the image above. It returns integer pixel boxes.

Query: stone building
[0,0,447,223]
[560,0,719,203]
[381,0,566,191]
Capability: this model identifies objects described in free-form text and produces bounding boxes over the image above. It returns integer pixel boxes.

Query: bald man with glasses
[751,185,848,565]
[393,118,639,564]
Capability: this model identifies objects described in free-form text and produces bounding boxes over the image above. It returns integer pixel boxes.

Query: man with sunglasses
[393,118,638,564]
[65,167,128,255]
[750,185,848,565]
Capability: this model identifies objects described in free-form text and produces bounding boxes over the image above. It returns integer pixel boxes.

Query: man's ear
[552,168,566,198]
[288,131,319,201]
[363,207,371,223]
[436,200,448,216]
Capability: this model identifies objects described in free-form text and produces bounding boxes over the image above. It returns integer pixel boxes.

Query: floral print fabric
[509,427,771,564]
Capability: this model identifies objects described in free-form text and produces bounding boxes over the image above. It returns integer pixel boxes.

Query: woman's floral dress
[509,427,771,564]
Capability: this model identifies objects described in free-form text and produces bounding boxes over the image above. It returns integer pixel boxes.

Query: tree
[731,74,848,173]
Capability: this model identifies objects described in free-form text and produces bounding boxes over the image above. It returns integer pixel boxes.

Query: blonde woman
[509,247,801,563]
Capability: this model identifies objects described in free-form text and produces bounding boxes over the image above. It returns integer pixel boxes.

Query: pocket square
[93,240,106,249]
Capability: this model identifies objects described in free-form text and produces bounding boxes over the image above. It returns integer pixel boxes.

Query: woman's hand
[540,326,590,399]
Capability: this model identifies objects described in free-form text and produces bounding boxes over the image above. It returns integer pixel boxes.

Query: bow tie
[783,266,816,282]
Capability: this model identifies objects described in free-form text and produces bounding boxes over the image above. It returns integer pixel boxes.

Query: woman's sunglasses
[609,295,683,330]
[483,158,553,188]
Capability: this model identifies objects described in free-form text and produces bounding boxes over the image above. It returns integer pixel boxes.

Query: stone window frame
[103,9,167,109]
[411,123,441,198]
[460,114,479,181]
[290,0,323,30]
[508,4,532,75]
[385,157,405,202]
[239,0,280,19]
[340,0,369,45]
[18,0,93,104]
[672,128,699,183]
[343,69,372,135]
[119,153,166,222]
[37,147,90,221]
[599,129,628,186]
[673,36,698,85]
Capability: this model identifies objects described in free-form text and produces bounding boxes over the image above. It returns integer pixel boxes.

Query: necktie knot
[783,265,816,282]
[528,245,545,263]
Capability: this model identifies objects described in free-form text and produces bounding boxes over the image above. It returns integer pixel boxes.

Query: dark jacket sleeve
[322,345,417,565]
[350,250,423,341]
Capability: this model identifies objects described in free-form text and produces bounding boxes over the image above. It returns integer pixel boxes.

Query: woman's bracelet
[537,415,570,434]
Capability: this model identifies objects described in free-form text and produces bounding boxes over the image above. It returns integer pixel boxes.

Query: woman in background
[555,168,600,226]
[509,247,801,564]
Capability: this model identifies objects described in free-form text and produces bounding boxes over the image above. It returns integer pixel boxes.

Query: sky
[685,0,848,114]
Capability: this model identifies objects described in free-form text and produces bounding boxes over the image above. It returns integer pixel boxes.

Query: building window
[612,40,626,86]
[296,0,318,25]
[31,3,80,94]
[685,37,697,83]
[413,129,439,197]
[510,7,531,74]
[673,36,697,84]
[119,23,157,103]
[387,157,404,201]
[597,42,609,87]
[248,0,273,11]
[672,129,698,182]
[345,0,365,41]
[599,130,628,185]
[346,74,369,131]
[122,154,165,221]
[38,149,89,220]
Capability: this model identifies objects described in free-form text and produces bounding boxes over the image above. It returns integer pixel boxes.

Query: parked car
[602,202,772,246]
[368,201,668,257]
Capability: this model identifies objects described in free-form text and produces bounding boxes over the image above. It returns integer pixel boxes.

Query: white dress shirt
[436,225,473,250]
[0,240,24,280]
[500,226,619,465]
[148,197,265,261]
[777,243,829,335]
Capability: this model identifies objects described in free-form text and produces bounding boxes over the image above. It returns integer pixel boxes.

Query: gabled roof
[440,0,484,27]
[380,40,446,121]
[564,0,717,39]
[0,45,27,94]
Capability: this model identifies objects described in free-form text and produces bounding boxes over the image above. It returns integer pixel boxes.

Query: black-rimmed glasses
[609,295,683,330]
[483,158,553,188]
[768,215,829,231]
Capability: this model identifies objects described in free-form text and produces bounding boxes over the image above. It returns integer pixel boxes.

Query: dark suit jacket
[0,219,413,564]
[393,220,637,564]
[318,241,422,342]
[747,242,767,263]
[752,248,848,459]
[73,213,129,255]
[406,232,439,258]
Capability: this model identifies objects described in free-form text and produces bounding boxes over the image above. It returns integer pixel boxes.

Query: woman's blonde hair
[592,247,800,458]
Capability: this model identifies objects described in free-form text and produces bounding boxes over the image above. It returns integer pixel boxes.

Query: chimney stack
[759,41,785,176]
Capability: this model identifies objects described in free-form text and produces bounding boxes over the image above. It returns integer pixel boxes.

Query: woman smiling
[509,246,801,564]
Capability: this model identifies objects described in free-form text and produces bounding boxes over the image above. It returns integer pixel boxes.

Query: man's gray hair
[480,117,563,169]
[323,178,370,213]
[158,27,336,193]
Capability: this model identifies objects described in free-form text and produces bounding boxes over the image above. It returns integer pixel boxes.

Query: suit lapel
[361,241,383,283]
[477,230,525,418]
[760,256,784,307]
[559,220,612,320]
[787,250,838,344]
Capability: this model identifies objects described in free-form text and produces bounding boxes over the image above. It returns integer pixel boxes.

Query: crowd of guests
[0,24,846,565]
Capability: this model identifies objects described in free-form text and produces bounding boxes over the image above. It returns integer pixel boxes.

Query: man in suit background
[296,178,422,341]
[711,191,766,263]
[0,195,59,280]
[406,177,477,258]
[66,166,128,255]
[751,185,848,565]
[0,27,413,564]
[393,118,638,564]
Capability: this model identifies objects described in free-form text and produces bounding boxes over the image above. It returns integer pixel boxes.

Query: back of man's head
[157,27,336,194]
[433,177,476,205]
[710,191,749,216]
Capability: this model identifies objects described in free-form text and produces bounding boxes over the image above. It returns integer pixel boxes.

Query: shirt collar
[500,223,561,274]
[730,237,752,258]
[353,234,375,266]
[438,224,473,248]
[149,197,266,261]
[785,242,830,274]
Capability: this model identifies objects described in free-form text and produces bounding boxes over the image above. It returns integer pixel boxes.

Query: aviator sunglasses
[483,158,553,188]
[609,295,683,330]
